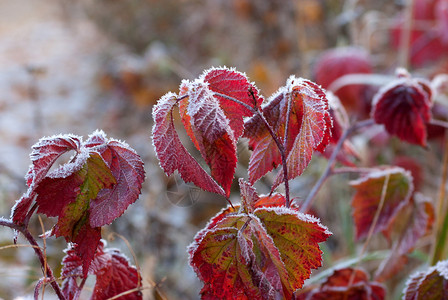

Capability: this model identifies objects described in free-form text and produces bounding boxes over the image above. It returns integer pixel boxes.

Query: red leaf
[11,134,81,224]
[179,81,237,196]
[152,92,225,196]
[350,167,414,240]
[313,47,373,113]
[85,132,145,227]
[14,131,144,275]
[254,207,331,290]
[61,240,142,300]
[371,69,433,147]
[375,193,434,281]
[203,67,263,139]
[300,268,386,300]
[189,190,330,299]
[189,188,331,298]
[403,260,448,300]
[244,76,332,186]
[35,152,116,275]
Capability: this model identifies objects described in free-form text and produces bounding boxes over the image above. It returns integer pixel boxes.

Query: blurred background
[0,0,447,299]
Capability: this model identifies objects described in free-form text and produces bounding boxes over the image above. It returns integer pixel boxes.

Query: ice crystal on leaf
[244,76,332,188]
[152,67,262,197]
[11,130,145,275]
[188,182,331,299]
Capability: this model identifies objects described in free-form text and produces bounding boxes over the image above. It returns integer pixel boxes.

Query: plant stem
[429,118,448,129]
[327,74,394,94]
[0,218,66,300]
[398,0,415,69]
[430,131,448,265]
[254,109,291,207]
[300,119,375,213]
[212,91,291,206]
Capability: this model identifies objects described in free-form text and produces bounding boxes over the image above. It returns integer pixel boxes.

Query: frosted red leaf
[189,187,331,298]
[375,193,434,281]
[152,92,225,196]
[350,167,414,240]
[371,69,433,147]
[61,240,142,299]
[244,76,332,187]
[11,134,81,224]
[403,260,448,300]
[85,133,145,227]
[202,67,263,138]
[299,268,386,300]
[153,67,262,197]
[179,81,237,196]
[313,47,373,113]
[12,131,144,275]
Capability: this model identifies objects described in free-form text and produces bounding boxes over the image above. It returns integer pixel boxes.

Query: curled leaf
[371,68,433,147]
[13,130,145,275]
[152,92,225,196]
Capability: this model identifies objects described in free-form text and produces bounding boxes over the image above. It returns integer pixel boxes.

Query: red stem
[0,217,66,300]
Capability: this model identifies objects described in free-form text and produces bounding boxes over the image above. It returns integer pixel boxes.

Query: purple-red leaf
[61,240,142,300]
[403,260,448,300]
[152,92,225,196]
[371,68,433,147]
[244,76,332,187]
[12,130,144,275]
[350,167,414,240]
[11,134,81,224]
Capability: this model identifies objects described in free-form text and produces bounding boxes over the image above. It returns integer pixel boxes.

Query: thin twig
[398,0,415,69]
[0,218,66,300]
[429,118,448,129]
[327,74,394,94]
[108,232,142,290]
[430,130,448,265]
[213,90,292,206]
[332,167,378,175]
[347,172,390,290]
[300,119,375,213]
